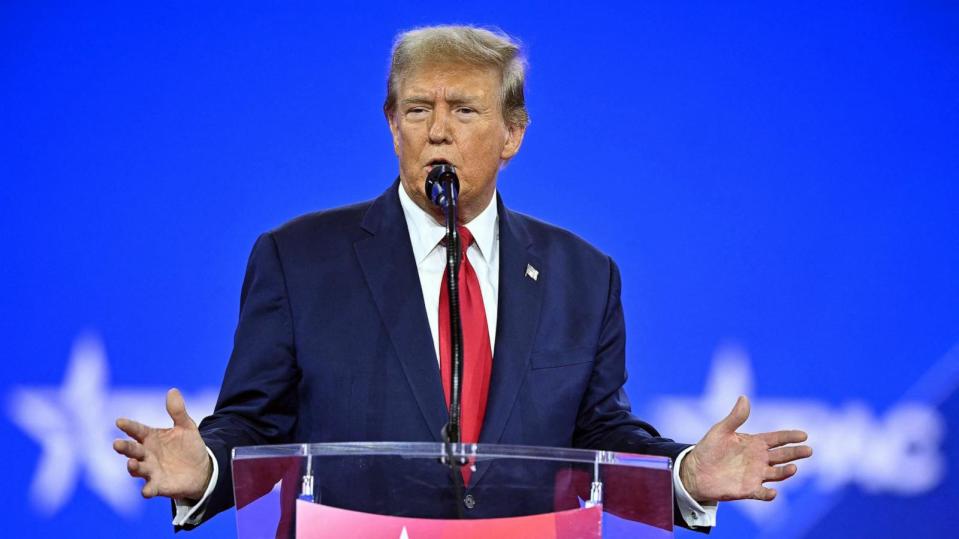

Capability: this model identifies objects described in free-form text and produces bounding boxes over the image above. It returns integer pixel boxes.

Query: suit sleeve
[572,257,686,457]
[181,232,301,528]
[572,257,708,532]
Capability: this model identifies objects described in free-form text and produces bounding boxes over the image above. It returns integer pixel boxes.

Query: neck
[402,182,494,225]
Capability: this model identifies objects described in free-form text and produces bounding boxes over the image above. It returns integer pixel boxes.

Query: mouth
[425,158,454,168]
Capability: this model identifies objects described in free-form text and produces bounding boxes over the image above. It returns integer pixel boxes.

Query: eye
[406,107,429,117]
[456,107,477,115]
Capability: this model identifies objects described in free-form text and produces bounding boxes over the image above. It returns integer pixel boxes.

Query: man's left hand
[680,395,812,503]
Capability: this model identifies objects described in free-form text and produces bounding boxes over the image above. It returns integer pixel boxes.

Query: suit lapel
[353,182,448,441]
[480,196,545,444]
[352,185,545,447]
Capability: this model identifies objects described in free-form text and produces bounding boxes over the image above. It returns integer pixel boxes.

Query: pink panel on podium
[295,500,602,539]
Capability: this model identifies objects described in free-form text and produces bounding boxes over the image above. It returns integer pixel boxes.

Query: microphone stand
[425,165,466,517]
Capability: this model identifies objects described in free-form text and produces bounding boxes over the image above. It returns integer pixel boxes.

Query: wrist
[188,453,214,501]
[680,449,704,503]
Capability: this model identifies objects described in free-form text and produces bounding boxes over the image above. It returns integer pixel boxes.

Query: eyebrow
[400,93,482,106]
[399,96,432,106]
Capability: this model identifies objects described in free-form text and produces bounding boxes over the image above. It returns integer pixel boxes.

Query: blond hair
[383,25,530,128]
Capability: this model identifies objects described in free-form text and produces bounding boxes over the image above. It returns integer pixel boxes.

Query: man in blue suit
[114,25,811,532]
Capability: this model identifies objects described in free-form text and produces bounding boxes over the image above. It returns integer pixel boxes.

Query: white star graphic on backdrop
[7,334,217,516]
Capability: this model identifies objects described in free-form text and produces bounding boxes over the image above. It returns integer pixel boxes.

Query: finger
[127,458,150,479]
[759,429,808,448]
[764,463,797,482]
[717,395,750,433]
[166,388,196,430]
[141,481,160,499]
[755,486,777,501]
[116,418,149,443]
[769,444,813,465]
[113,439,146,460]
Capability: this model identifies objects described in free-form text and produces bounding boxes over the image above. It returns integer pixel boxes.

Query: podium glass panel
[232,442,674,538]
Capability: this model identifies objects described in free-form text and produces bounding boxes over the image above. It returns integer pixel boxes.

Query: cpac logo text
[651,343,946,524]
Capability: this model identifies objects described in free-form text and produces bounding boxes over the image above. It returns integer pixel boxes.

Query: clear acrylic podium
[233,442,674,538]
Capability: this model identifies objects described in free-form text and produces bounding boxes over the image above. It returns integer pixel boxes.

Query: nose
[428,105,452,144]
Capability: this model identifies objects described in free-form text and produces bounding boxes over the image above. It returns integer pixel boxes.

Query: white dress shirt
[398,182,499,364]
[174,184,716,529]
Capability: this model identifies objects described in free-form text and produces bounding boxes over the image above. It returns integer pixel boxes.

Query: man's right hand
[113,388,213,501]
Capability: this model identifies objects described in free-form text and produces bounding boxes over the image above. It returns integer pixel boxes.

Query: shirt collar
[397,182,498,265]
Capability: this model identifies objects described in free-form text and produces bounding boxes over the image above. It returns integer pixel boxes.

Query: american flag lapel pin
[525,263,539,281]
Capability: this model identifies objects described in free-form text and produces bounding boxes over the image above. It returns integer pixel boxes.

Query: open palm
[681,396,812,503]
[113,388,212,500]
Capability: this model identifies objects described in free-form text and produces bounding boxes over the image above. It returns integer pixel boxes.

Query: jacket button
[463,494,476,509]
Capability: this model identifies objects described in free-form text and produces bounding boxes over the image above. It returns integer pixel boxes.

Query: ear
[500,122,527,161]
[386,110,401,156]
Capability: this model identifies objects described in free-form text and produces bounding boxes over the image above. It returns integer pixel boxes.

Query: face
[388,62,526,223]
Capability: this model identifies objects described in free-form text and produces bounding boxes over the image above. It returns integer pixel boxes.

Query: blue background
[2,2,957,537]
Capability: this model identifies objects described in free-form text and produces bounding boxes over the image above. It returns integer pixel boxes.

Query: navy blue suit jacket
[194,181,689,525]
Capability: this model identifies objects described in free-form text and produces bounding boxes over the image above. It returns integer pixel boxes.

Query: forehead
[398,62,501,98]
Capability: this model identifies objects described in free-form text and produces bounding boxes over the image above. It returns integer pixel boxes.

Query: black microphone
[425,164,463,445]
[425,164,468,502]
[425,164,459,208]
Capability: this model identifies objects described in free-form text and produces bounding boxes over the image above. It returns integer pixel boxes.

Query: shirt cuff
[672,445,718,528]
[172,446,218,526]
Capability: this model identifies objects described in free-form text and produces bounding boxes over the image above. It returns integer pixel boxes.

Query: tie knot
[457,226,474,251]
[441,226,474,254]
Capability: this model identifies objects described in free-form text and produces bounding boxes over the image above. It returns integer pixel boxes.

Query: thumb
[166,388,196,430]
[717,395,750,433]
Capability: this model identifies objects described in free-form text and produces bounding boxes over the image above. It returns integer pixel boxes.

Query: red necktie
[438,226,493,483]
